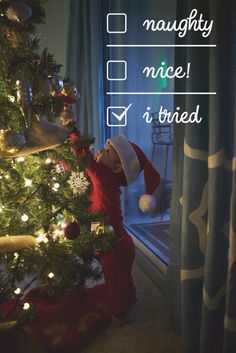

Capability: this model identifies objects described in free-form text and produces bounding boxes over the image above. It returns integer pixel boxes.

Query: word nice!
[142,9,214,38]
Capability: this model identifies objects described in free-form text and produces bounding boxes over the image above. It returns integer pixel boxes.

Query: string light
[21,214,29,222]
[59,222,67,229]
[53,229,64,237]
[23,303,30,310]
[14,288,21,295]
[24,178,32,187]
[36,232,48,243]
[8,95,15,102]
[45,158,52,164]
[16,157,25,163]
[52,183,60,192]
[48,272,55,279]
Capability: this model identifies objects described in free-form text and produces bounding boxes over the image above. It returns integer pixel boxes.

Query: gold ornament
[5,1,32,23]
[61,81,79,99]
[0,129,26,154]
[0,235,36,253]
[91,222,114,235]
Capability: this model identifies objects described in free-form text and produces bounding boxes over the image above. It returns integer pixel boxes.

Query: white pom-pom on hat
[107,135,161,213]
[139,194,156,213]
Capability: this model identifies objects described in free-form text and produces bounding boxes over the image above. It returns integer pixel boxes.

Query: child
[70,133,161,321]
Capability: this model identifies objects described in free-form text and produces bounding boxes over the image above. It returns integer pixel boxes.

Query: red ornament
[64,221,81,240]
[68,130,81,142]
[71,144,90,157]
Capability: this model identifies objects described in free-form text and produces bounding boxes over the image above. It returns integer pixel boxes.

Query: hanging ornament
[48,75,64,96]
[0,115,68,158]
[67,171,90,196]
[90,222,114,235]
[0,129,26,155]
[63,221,81,240]
[16,77,32,128]
[4,1,32,23]
[58,81,80,126]
[55,160,71,174]
[3,26,22,48]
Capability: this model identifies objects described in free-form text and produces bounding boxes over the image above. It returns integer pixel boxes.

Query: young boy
[70,133,161,321]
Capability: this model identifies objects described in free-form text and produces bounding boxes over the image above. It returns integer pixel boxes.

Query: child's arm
[69,129,103,176]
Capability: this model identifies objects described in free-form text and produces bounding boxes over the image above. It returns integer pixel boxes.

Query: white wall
[37,0,69,77]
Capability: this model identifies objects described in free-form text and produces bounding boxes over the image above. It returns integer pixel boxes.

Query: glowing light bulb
[25,178,32,186]
[52,183,60,192]
[0,207,3,213]
[23,302,30,310]
[36,233,48,243]
[21,214,29,222]
[16,80,20,85]
[45,158,52,164]
[53,229,64,236]
[14,288,21,295]
[5,175,9,179]
[8,95,15,102]
[48,272,55,279]
[16,157,25,163]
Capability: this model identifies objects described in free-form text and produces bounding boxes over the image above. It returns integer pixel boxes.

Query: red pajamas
[86,156,136,316]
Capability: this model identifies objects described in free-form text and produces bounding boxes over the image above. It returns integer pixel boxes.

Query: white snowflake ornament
[67,171,89,196]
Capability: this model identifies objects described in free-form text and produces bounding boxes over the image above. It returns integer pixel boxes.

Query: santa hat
[107,135,161,213]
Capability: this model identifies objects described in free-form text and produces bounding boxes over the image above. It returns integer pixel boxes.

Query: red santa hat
[107,135,161,212]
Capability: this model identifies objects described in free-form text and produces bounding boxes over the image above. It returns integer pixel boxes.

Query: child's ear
[112,163,123,174]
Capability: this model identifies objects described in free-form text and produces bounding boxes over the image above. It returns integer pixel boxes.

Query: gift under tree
[0,1,115,351]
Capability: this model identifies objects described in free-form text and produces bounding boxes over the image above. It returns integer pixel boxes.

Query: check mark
[111,103,132,121]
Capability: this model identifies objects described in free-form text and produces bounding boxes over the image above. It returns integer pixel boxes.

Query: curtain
[169,1,236,352]
[66,0,106,150]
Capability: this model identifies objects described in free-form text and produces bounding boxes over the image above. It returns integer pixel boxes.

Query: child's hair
[117,171,128,186]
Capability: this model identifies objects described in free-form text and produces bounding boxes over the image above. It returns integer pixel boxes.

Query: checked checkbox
[107,104,132,127]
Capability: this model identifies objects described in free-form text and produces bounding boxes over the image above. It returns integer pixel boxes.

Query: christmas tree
[0,0,114,329]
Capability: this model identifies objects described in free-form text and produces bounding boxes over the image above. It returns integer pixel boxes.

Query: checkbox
[107,60,127,81]
[107,104,132,127]
[107,106,127,127]
[107,13,127,33]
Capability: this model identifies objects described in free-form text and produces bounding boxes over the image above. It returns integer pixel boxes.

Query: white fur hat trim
[107,135,140,185]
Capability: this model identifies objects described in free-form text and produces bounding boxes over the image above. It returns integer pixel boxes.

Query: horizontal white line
[107,44,217,48]
[107,92,217,95]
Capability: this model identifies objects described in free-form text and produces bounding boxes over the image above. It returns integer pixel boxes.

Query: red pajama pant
[99,232,136,316]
